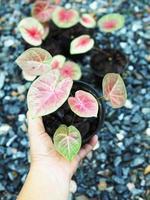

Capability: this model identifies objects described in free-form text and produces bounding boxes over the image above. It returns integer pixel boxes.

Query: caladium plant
[16,46,127,161]
[16,1,127,162]
[18,17,45,46]
[97,13,125,33]
[70,35,94,55]
[32,1,56,23]
[80,13,96,28]
[52,6,79,28]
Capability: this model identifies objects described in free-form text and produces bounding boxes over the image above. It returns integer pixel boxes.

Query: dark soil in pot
[41,21,94,61]
[90,48,128,88]
[42,81,105,146]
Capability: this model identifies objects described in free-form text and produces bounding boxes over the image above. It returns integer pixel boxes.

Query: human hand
[17,112,98,200]
[27,111,98,180]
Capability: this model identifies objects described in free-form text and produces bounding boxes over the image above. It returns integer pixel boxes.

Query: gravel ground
[0,0,150,200]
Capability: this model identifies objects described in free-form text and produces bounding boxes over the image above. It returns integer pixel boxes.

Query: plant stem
[97,96,105,100]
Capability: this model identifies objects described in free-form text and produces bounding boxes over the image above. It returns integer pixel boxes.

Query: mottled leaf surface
[70,35,94,54]
[27,70,73,117]
[102,73,127,108]
[16,48,52,76]
[54,124,81,161]
[68,90,98,117]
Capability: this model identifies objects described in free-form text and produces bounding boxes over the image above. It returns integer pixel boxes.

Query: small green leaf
[54,124,81,161]
[97,13,125,33]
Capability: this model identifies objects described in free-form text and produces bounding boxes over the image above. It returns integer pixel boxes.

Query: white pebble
[90,2,97,10]
[116,132,124,141]
[125,99,133,109]
[127,183,135,191]
[69,180,77,193]
[0,124,11,135]
[145,128,150,136]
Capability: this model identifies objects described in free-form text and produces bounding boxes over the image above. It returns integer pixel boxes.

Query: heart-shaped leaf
[32,1,56,23]
[68,90,98,117]
[80,13,96,28]
[18,17,44,46]
[22,71,37,81]
[52,7,79,28]
[50,55,66,69]
[53,124,81,161]
[27,70,73,117]
[102,73,127,108]
[97,13,125,33]
[42,22,50,40]
[16,48,52,76]
[70,35,94,55]
[60,61,81,80]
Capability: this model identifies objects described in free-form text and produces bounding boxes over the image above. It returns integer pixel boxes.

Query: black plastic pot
[90,48,128,87]
[42,81,105,146]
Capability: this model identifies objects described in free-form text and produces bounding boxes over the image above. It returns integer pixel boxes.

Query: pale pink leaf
[22,71,37,81]
[97,13,125,33]
[18,17,44,46]
[80,13,96,28]
[27,70,73,117]
[52,7,79,28]
[70,35,94,55]
[50,55,66,69]
[102,73,127,108]
[68,90,98,117]
[16,48,52,76]
[54,124,81,161]
[60,61,81,80]
[32,1,56,23]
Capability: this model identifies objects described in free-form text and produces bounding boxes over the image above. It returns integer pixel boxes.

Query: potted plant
[15,47,127,161]
[17,1,128,88]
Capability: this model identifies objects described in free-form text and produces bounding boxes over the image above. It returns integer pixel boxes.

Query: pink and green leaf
[50,55,66,69]
[32,1,56,23]
[52,7,79,28]
[16,48,52,76]
[22,71,37,81]
[27,70,73,117]
[68,90,98,117]
[53,124,81,161]
[97,13,125,33]
[80,13,96,28]
[18,17,44,46]
[102,73,127,108]
[60,61,81,80]
[70,35,94,55]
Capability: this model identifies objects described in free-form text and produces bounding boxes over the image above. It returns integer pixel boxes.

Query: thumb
[27,111,46,138]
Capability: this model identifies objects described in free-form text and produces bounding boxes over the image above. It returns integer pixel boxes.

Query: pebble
[131,157,145,167]
[0,124,11,135]
[69,180,77,193]
[4,39,15,47]
[76,195,89,200]
[124,99,133,109]
[116,132,125,141]
[145,128,150,136]
[0,71,5,89]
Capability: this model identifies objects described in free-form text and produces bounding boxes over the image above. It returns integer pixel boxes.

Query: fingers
[72,135,98,170]
[27,111,46,137]
[78,135,98,161]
